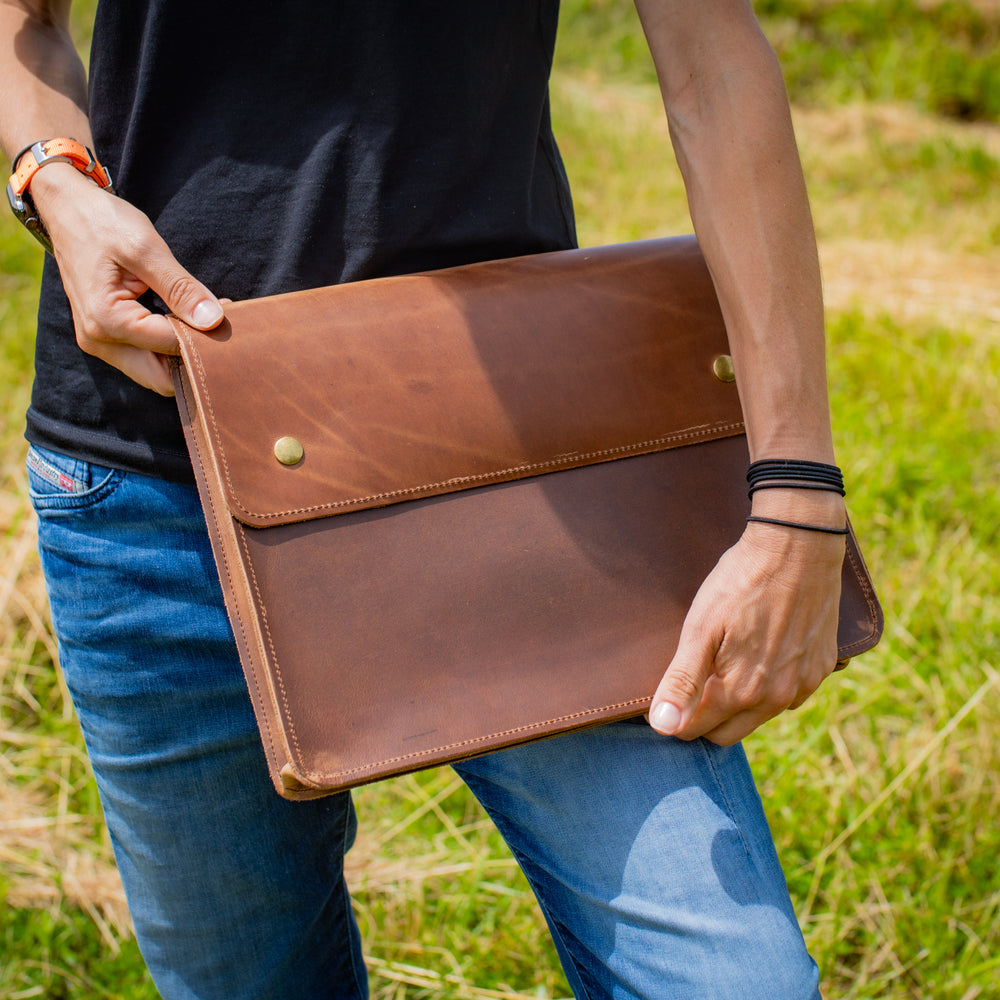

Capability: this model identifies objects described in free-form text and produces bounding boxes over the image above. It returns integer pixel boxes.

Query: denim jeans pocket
[26,444,123,512]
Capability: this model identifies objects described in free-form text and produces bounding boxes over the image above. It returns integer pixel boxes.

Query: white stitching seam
[180,326,746,524]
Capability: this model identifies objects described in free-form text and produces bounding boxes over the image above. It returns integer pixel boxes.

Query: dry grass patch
[794,103,1000,253]
[1,476,131,947]
[820,238,1000,329]
[797,101,1000,160]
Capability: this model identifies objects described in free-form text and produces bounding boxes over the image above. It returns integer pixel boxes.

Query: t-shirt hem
[25,410,196,484]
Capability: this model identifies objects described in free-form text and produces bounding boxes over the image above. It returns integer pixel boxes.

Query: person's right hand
[28,162,225,395]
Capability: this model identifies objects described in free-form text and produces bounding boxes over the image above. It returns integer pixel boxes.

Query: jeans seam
[699,741,753,859]
[340,878,368,1000]
[340,806,369,1000]
[504,843,599,1000]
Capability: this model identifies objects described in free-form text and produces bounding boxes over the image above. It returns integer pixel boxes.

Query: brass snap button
[712,354,736,383]
[273,436,304,466]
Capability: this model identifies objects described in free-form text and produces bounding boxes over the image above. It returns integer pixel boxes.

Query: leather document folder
[170,236,883,799]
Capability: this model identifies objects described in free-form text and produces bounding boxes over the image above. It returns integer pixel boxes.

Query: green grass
[1,910,157,1000]
[559,0,1000,123]
[757,0,1000,122]
[2,2,999,998]
[763,307,1000,995]
[0,231,43,464]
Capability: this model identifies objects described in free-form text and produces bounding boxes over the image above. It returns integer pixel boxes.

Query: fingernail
[191,299,224,328]
[651,702,681,734]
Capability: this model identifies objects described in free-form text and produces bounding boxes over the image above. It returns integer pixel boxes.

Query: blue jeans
[29,444,821,1000]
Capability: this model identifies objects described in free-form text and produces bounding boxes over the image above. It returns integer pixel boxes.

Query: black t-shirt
[27,1,576,481]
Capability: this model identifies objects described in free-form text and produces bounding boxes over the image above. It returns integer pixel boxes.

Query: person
[1,2,847,997]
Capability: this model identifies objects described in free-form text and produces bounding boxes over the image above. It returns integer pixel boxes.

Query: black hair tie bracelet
[747,459,846,499]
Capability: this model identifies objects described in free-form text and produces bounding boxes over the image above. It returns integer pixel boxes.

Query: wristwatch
[6,137,114,254]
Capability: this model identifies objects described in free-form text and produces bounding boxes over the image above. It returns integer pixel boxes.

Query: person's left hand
[648,515,844,745]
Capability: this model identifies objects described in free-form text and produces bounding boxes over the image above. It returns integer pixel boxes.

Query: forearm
[636,0,834,465]
[2,1,224,395]
[634,2,847,742]
[0,1,90,162]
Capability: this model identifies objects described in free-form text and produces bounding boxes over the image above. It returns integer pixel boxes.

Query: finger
[648,623,719,737]
[657,670,758,743]
[787,663,834,710]
[698,705,775,747]
[685,652,831,742]
[119,231,224,331]
[131,309,186,355]
[77,296,179,356]
[84,340,177,396]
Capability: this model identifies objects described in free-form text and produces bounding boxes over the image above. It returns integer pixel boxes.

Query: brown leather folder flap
[170,237,744,528]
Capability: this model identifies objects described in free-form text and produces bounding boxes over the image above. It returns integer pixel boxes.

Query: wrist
[744,492,847,564]
[745,457,846,531]
[27,159,99,212]
[19,163,106,255]
[750,486,846,523]
[6,138,113,253]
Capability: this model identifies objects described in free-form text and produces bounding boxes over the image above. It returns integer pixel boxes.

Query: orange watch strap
[6,138,114,254]
[8,137,113,196]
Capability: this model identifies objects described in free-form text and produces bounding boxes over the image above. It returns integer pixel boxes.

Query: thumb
[649,628,716,736]
[163,274,225,331]
[126,234,224,331]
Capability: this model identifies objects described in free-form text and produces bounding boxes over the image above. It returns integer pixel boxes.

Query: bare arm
[0,1,89,147]
[1,0,223,394]
[635,0,846,744]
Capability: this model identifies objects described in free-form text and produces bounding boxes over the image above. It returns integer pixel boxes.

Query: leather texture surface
[170,237,883,799]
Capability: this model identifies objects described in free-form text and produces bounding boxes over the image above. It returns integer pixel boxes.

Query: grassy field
[2,2,999,998]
